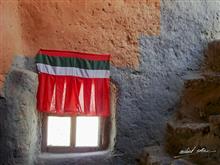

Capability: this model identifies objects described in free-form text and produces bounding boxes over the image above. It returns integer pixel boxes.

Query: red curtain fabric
[36,49,110,116]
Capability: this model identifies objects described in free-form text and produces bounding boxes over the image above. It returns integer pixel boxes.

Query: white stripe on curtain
[36,63,110,78]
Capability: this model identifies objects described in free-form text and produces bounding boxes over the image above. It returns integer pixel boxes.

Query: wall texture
[0,69,39,165]
[0,0,160,89]
[111,0,219,164]
[0,0,220,165]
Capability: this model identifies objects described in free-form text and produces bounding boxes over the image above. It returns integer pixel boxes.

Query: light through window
[47,116,71,146]
[75,117,99,147]
[43,115,109,152]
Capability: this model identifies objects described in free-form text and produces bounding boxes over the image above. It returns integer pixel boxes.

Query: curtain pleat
[36,49,110,116]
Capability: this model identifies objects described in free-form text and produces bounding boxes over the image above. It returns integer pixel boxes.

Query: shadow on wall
[139,40,220,165]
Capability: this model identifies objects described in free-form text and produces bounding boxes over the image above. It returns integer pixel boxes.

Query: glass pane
[75,117,99,147]
[47,116,71,146]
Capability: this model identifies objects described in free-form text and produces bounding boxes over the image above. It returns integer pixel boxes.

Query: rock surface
[167,120,210,134]
[209,115,220,137]
[111,1,220,164]
[138,145,195,165]
[209,115,220,125]
[177,76,220,121]
[204,40,220,72]
[165,41,220,164]
[139,146,172,165]
[0,67,39,165]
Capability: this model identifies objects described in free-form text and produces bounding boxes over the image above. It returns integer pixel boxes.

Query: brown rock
[139,146,172,165]
[209,115,220,125]
[177,76,220,121]
[167,120,210,135]
[204,40,220,73]
[138,145,195,165]
[209,115,220,137]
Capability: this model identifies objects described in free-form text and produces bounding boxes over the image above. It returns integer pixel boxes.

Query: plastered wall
[0,0,160,89]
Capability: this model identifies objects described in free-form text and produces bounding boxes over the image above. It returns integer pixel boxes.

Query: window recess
[42,115,110,153]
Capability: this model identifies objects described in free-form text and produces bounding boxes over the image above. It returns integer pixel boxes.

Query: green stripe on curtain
[36,54,110,70]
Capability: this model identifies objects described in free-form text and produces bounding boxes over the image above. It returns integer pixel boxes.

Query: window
[42,115,110,153]
[36,50,112,153]
[47,116,71,147]
[75,116,99,147]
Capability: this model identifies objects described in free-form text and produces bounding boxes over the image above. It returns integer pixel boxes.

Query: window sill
[37,150,111,163]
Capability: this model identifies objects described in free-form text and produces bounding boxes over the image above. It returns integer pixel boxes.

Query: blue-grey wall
[111,0,220,164]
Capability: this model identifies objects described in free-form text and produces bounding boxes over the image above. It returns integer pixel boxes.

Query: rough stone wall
[110,0,220,164]
[0,59,39,165]
[0,0,220,165]
[165,41,220,164]
[204,41,220,72]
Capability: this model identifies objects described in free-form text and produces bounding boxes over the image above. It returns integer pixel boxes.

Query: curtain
[36,49,110,116]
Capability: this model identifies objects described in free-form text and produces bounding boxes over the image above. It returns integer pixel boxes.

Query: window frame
[41,113,110,153]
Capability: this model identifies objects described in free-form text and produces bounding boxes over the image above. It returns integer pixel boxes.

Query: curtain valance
[36,49,110,116]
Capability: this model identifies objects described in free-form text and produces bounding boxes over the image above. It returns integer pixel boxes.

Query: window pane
[75,117,99,147]
[47,116,71,146]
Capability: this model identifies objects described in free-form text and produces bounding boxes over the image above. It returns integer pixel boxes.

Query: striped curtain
[36,49,110,116]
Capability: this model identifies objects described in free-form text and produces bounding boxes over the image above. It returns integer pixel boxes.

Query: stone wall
[111,0,220,164]
[0,58,39,165]
[0,0,220,165]
[165,40,220,165]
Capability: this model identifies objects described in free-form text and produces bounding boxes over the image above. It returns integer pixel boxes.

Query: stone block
[178,76,220,121]
[139,146,172,165]
[204,40,220,72]
[209,115,220,137]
